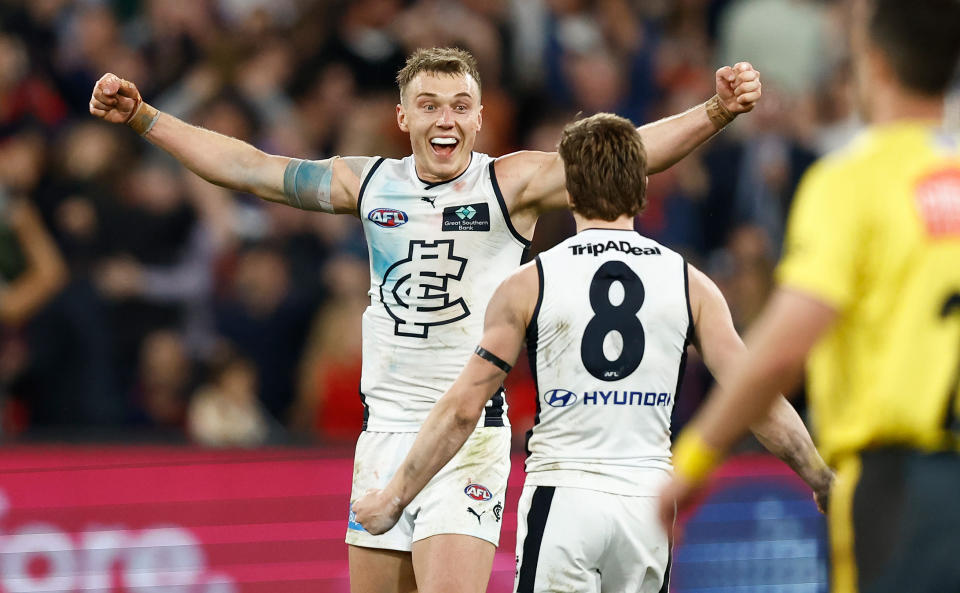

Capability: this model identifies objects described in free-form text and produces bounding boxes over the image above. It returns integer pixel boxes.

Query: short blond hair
[396,47,481,100]
[558,113,647,221]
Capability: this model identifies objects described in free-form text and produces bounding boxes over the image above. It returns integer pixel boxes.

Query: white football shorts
[346,426,511,551]
[514,484,672,593]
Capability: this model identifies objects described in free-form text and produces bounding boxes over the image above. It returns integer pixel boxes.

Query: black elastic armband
[474,346,512,373]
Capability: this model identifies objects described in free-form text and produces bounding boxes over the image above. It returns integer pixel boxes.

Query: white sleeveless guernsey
[524,229,692,495]
[357,152,527,432]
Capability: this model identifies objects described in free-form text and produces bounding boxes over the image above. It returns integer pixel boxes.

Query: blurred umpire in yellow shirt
[660,1,960,592]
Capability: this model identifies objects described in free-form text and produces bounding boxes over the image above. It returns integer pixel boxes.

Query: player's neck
[869,85,945,126]
[573,213,635,233]
[413,155,472,184]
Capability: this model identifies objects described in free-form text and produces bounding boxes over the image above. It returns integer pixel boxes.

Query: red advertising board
[0,447,821,592]
[0,446,522,593]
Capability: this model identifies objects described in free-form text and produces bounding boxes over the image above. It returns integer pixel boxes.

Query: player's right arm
[88,73,360,214]
[493,62,762,234]
[686,264,834,509]
[351,262,539,534]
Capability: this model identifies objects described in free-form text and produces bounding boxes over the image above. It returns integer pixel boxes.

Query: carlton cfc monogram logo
[380,240,470,338]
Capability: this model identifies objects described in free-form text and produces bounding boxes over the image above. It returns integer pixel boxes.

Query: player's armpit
[477,260,541,365]
[493,151,568,220]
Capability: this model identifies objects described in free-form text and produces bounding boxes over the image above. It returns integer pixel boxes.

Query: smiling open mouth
[430,137,458,157]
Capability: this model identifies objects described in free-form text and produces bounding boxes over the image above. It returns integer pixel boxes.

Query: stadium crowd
[0,0,854,445]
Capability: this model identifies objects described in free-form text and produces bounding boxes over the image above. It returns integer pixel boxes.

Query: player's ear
[476,104,483,131]
[397,103,408,133]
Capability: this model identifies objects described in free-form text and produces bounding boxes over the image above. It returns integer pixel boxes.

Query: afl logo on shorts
[368,208,408,228]
[545,388,577,407]
[464,483,492,501]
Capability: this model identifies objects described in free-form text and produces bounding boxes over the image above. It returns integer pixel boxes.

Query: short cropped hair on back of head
[396,47,482,101]
[558,113,647,222]
[868,0,960,96]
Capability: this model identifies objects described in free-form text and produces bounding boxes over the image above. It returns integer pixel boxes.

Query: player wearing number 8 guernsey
[90,44,774,592]
[352,113,833,593]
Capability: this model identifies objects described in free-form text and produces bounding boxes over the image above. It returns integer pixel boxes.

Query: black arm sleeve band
[474,346,513,373]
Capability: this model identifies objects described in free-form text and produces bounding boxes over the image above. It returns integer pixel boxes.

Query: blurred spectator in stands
[215,243,314,424]
[812,59,860,155]
[0,193,67,436]
[728,88,817,251]
[235,39,298,128]
[0,127,66,323]
[0,32,67,132]
[718,0,832,97]
[0,0,858,442]
[654,0,716,106]
[0,195,66,332]
[295,0,405,96]
[291,62,359,156]
[94,162,214,388]
[54,3,149,114]
[0,124,128,432]
[43,122,132,273]
[294,253,368,441]
[134,1,219,98]
[188,344,269,447]
[541,0,657,124]
[257,202,331,301]
[698,86,817,254]
[709,224,776,331]
[129,329,194,431]
[636,88,712,257]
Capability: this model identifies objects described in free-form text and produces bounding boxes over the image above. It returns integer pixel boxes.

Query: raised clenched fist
[89,73,142,124]
[715,62,762,115]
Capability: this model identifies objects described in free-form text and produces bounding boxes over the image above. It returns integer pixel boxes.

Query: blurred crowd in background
[0,0,857,446]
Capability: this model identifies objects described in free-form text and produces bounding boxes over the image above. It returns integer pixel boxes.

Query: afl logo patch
[464,483,492,501]
[368,208,408,228]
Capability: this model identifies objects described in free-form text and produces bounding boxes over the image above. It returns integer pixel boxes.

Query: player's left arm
[659,286,837,529]
[500,62,761,220]
[687,265,835,509]
[637,63,760,173]
[351,263,540,534]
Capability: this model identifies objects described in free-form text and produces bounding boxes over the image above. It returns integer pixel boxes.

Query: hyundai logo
[545,389,578,407]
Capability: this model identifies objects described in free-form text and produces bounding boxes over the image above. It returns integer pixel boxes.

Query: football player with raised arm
[352,112,832,593]
[90,46,763,593]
